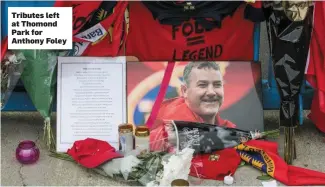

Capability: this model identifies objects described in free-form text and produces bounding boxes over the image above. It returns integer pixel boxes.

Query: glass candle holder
[16,140,40,164]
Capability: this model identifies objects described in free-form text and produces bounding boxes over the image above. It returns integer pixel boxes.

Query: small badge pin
[209,154,220,161]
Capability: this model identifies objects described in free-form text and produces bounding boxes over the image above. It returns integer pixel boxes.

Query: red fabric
[157,97,236,128]
[53,1,102,36]
[146,62,176,129]
[306,1,325,133]
[81,2,128,56]
[309,91,325,132]
[239,140,325,186]
[126,2,254,61]
[190,148,241,180]
[149,120,169,152]
[67,138,123,168]
[54,1,128,56]
[149,120,241,180]
[1,37,8,61]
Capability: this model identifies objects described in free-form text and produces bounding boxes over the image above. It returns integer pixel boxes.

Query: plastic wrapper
[265,5,313,128]
[150,120,279,154]
[19,49,69,150]
[1,51,25,109]
[96,148,199,186]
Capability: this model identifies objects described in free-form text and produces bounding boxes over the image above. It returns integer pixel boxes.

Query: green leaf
[256,175,273,181]
[238,161,246,168]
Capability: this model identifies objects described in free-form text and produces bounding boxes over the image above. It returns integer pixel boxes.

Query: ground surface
[2,22,325,187]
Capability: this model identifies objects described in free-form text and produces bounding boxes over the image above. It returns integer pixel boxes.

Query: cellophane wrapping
[1,50,25,109]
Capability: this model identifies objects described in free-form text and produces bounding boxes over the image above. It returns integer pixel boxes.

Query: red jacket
[150,97,235,152]
[157,97,236,128]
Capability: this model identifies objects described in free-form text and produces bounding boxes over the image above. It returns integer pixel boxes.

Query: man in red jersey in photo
[157,61,236,128]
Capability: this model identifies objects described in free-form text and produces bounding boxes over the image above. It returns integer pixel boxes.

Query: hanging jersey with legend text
[54,1,128,56]
[126,2,258,61]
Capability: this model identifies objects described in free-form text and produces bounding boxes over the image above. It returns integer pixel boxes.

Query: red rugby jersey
[54,1,128,56]
[126,2,255,61]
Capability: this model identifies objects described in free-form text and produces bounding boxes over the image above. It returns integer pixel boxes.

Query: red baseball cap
[190,148,241,180]
[67,138,123,168]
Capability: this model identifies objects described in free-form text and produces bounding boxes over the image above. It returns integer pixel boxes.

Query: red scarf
[238,140,325,186]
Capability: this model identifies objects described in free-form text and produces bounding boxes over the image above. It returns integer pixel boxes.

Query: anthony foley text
[11,38,67,46]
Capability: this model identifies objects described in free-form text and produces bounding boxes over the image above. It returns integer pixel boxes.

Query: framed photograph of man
[127,61,263,131]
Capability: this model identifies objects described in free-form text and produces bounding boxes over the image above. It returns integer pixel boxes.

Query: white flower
[158,148,195,187]
[120,155,141,180]
[100,158,123,177]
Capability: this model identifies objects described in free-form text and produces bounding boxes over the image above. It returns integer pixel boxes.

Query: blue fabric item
[1,1,55,39]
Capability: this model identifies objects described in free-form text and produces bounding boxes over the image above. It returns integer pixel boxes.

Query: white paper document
[56,56,126,152]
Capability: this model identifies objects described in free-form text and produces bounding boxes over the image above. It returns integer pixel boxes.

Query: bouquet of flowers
[124,148,195,186]
[150,120,280,154]
[51,145,199,186]
[93,147,198,187]
[19,49,70,150]
[1,50,25,109]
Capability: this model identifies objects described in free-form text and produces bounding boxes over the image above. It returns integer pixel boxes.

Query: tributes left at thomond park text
[8,7,72,50]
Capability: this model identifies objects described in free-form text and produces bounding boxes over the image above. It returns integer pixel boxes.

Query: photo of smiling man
[157,61,236,128]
